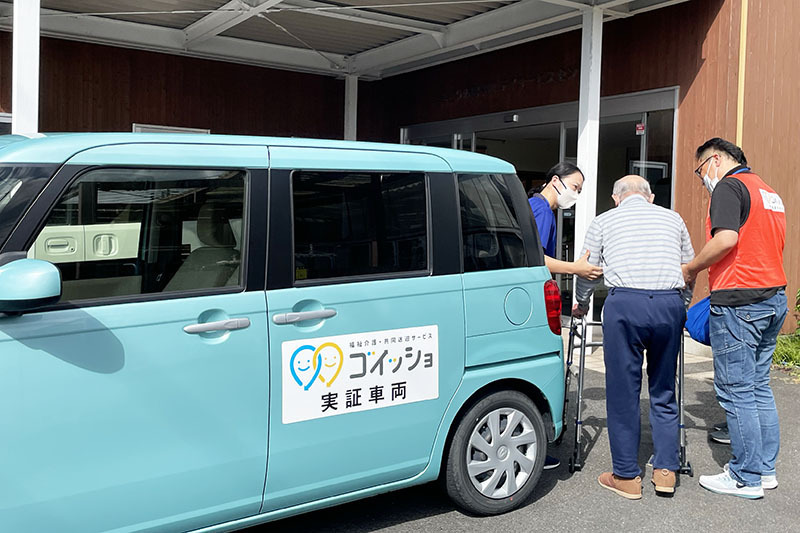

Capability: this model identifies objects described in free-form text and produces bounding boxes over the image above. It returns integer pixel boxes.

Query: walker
[563,316,693,476]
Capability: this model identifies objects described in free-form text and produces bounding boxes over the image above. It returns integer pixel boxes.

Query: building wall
[741,0,800,329]
[0,33,345,138]
[358,30,582,142]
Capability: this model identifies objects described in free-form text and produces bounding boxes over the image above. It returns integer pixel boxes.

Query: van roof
[0,133,516,174]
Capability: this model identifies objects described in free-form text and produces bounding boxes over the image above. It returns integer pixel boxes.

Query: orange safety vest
[705,172,786,292]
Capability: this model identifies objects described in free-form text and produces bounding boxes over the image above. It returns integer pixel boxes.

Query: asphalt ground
[255,338,799,533]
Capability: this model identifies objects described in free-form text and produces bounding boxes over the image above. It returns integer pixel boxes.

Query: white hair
[613,176,651,197]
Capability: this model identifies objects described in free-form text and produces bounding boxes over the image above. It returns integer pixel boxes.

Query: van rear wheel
[444,390,546,515]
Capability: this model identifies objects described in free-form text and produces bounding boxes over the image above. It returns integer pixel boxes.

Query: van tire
[444,390,546,515]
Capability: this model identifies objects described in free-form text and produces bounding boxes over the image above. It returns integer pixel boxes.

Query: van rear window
[457,173,528,272]
[0,165,55,250]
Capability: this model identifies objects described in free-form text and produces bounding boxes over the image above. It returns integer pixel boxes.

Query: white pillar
[344,75,358,141]
[574,6,602,319]
[11,0,41,135]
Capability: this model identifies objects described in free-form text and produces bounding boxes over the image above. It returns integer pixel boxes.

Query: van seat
[164,202,240,292]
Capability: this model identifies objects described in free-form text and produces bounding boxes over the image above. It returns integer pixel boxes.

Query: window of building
[458,173,527,272]
[132,123,210,134]
[28,168,246,301]
[293,171,428,282]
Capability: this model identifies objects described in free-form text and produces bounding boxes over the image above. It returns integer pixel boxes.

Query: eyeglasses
[559,176,582,194]
[694,156,713,178]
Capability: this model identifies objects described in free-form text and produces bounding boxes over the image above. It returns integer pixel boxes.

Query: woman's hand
[573,251,603,280]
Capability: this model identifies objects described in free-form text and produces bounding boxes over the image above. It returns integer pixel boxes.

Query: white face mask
[555,178,580,209]
[702,161,719,194]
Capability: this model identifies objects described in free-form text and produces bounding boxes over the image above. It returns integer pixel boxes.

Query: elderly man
[574,175,694,500]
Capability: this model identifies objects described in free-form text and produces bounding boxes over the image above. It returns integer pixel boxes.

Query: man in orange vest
[683,138,787,499]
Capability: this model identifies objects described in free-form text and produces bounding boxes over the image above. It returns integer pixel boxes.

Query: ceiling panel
[328,0,517,25]
[222,10,414,55]
[41,0,229,29]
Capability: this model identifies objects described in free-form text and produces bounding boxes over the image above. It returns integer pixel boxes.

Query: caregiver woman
[529,162,602,280]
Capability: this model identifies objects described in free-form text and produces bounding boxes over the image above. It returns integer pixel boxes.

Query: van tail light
[544,280,562,335]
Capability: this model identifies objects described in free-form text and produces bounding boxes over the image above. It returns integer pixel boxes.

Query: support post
[574,6,603,321]
[12,0,41,134]
[344,75,358,141]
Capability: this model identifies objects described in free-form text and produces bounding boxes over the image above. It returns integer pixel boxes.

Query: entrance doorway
[404,89,677,317]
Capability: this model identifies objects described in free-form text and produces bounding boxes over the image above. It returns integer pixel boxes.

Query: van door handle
[272,309,336,325]
[183,318,251,334]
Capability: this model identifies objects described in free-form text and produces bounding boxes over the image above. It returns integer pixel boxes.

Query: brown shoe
[598,472,642,500]
[652,469,676,494]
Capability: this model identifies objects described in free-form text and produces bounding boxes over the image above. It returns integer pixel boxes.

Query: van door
[262,148,465,510]
[0,144,270,533]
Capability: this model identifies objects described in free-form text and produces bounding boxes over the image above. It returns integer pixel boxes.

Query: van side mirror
[0,253,62,313]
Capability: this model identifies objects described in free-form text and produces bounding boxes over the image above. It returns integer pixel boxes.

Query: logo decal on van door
[282,326,439,424]
[289,342,344,390]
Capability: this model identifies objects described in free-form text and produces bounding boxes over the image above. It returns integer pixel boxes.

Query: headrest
[197,202,235,247]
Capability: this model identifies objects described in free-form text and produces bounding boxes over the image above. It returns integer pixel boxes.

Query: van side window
[293,172,428,282]
[28,168,246,302]
[457,173,527,272]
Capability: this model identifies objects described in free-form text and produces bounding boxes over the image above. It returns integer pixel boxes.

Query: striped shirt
[575,195,695,306]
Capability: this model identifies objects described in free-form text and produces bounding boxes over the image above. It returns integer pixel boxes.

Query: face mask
[702,162,719,194]
[555,178,579,209]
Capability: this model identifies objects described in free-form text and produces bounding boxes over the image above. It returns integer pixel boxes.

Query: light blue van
[0,134,564,532]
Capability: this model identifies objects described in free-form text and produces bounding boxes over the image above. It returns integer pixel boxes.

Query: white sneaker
[762,474,778,490]
[723,463,777,490]
[699,470,764,499]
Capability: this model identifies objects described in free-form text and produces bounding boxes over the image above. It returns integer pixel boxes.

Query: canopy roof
[0,0,686,79]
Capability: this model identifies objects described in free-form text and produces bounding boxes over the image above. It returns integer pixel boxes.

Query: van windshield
[0,165,55,250]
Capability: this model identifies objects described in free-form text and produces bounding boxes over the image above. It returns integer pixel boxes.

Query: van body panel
[66,143,270,168]
[465,326,561,368]
[0,293,270,533]
[0,134,514,173]
[462,266,552,337]
[461,266,562,364]
[269,146,452,172]
[186,354,564,533]
[262,274,465,511]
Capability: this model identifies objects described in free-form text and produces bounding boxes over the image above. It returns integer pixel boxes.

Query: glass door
[564,110,676,319]
[407,132,475,151]
[401,95,677,318]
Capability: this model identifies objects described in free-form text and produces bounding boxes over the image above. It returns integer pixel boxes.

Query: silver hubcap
[466,407,537,499]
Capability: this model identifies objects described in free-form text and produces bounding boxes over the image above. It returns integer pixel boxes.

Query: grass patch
[774,334,800,368]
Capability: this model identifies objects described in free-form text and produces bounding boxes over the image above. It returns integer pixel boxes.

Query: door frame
[401,87,678,147]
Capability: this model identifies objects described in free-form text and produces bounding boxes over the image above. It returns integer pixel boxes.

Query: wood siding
[741,0,800,330]
[0,34,345,138]
[359,30,582,141]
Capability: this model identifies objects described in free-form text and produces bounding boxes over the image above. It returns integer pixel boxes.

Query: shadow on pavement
[263,465,564,532]
[261,483,453,532]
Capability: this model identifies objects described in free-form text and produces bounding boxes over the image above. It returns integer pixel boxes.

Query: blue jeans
[710,290,788,486]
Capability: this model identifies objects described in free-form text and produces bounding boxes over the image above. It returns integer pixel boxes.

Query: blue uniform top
[528,193,557,258]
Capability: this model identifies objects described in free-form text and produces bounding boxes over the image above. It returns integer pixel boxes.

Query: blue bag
[685,295,710,346]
